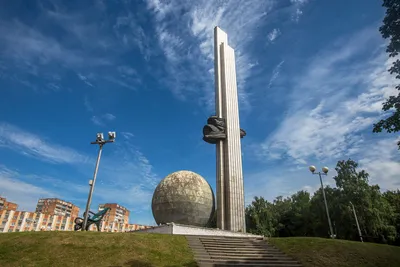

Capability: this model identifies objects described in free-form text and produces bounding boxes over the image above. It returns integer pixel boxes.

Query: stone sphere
[151,170,215,227]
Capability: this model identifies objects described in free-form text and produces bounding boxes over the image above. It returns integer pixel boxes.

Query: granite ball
[151,170,215,227]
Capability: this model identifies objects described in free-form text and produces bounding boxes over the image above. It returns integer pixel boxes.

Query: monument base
[130,222,264,238]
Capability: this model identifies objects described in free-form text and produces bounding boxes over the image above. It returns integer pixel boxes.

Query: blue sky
[0,0,399,226]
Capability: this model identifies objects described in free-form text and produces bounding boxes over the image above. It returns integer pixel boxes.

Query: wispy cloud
[0,123,88,164]
[77,73,94,87]
[0,3,143,93]
[252,26,399,194]
[359,137,400,191]
[84,96,94,112]
[267,60,285,90]
[91,113,116,126]
[290,0,309,22]
[0,166,57,211]
[268,28,281,42]
[146,0,275,110]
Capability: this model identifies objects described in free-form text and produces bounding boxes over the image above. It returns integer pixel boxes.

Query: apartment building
[0,209,150,233]
[35,198,80,217]
[0,197,18,211]
[98,203,130,232]
[0,209,77,232]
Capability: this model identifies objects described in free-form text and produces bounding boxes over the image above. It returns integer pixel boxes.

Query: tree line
[245,159,400,245]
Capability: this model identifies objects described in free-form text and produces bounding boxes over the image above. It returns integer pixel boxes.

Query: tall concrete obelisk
[203,27,246,233]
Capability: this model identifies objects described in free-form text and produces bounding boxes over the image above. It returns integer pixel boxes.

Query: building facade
[0,209,150,233]
[0,197,18,211]
[0,209,76,232]
[98,203,130,232]
[35,198,80,218]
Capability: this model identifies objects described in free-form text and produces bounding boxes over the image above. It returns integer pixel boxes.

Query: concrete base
[130,222,263,238]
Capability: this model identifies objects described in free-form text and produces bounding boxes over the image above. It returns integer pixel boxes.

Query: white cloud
[290,0,309,22]
[268,28,281,42]
[267,60,284,89]
[247,27,400,198]
[358,137,400,191]
[0,167,57,211]
[77,73,94,87]
[84,96,94,112]
[0,123,88,164]
[103,113,116,121]
[91,113,117,126]
[258,27,395,163]
[145,0,273,110]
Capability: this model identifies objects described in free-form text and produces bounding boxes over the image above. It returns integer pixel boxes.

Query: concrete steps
[186,235,302,267]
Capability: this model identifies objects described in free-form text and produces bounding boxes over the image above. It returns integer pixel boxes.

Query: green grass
[1,233,400,267]
[269,237,400,267]
[0,232,197,267]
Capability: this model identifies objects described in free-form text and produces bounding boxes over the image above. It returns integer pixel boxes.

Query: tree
[383,190,400,244]
[333,159,396,243]
[245,196,276,237]
[373,0,400,149]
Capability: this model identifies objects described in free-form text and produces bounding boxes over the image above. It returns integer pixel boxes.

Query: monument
[151,170,215,227]
[136,27,251,237]
[202,27,246,233]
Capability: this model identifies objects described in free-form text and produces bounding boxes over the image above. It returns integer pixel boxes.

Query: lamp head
[108,131,116,141]
[322,166,329,174]
[309,165,316,173]
[96,133,104,142]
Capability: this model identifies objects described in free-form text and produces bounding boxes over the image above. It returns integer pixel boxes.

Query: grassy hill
[0,232,196,267]
[1,232,400,267]
[269,237,400,267]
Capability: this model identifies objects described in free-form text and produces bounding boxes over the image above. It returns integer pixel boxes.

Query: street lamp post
[82,132,116,231]
[309,165,335,239]
[350,201,363,242]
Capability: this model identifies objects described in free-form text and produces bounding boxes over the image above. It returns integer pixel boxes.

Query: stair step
[185,235,264,240]
[195,253,292,259]
[197,243,276,249]
[185,235,302,267]
[197,259,300,264]
[194,250,286,255]
[191,246,280,252]
[198,263,302,267]
[196,257,298,262]
[210,257,295,262]
[199,241,270,245]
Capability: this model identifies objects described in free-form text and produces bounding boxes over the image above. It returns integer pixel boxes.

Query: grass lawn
[269,237,400,267]
[0,232,197,267]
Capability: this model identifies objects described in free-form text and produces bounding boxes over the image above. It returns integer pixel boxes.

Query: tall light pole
[309,165,335,239]
[350,201,363,242]
[82,132,116,231]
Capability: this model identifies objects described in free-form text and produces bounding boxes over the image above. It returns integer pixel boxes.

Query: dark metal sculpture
[74,207,111,231]
[203,115,246,144]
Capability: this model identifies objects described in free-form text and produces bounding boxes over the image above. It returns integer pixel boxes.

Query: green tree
[383,190,400,244]
[284,191,312,236]
[333,159,396,243]
[245,196,276,237]
[373,0,400,148]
